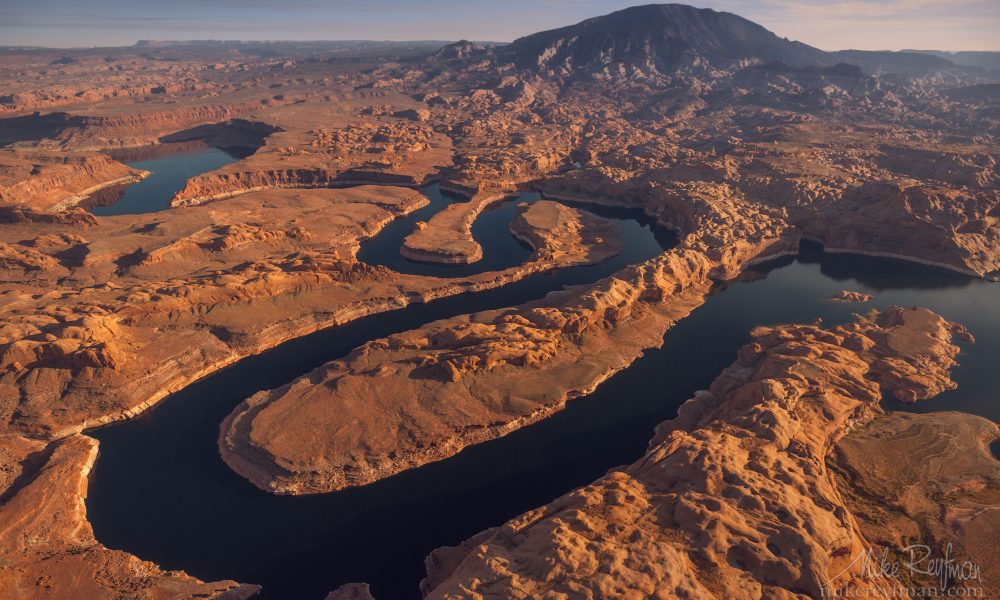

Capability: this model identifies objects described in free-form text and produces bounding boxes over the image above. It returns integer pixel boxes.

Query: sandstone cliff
[219,202,652,493]
[400,191,508,264]
[0,434,260,599]
[0,150,145,212]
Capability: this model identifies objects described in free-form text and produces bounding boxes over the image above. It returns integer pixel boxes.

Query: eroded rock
[419,307,974,599]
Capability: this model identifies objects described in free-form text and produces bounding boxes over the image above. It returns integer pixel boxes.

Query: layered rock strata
[1,185,432,437]
[170,102,454,207]
[0,150,146,212]
[220,202,652,493]
[831,290,874,302]
[0,189,643,440]
[219,182,800,493]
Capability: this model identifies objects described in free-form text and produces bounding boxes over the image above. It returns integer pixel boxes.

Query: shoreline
[71,233,647,441]
[169,173,442,208]
[70,211,988,443]
[48,170,151,212]
[800,235,987,278]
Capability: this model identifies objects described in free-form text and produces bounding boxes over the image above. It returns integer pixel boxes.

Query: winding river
[85,153,1000,599]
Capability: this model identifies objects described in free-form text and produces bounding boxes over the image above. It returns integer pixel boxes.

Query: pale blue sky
[2,1,997,51]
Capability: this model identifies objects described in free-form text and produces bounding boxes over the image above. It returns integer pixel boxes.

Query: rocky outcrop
[831,290,873,302]
[510,200,624,264]
[0,186,434,437]
[0,150,145,211]
[420,307,971,599]
[796,180,1000,277]
[0,434,259,599]
[50,101,294,150]
[0,205,96,226]
[832,411,1000,599]
[171,118,452,206]
[170,166,431,207]
[0,241,60,273]
[325,583,376,600]
[217,173,802,494]
[0,188,651,440]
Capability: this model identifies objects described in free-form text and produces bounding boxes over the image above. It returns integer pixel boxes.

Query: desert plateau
[0,2,998,599]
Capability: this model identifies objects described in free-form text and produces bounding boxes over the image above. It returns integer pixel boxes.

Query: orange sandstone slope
[417,307,983,599]
[218,202,652,494]
[0,150,145,212]
[217,184,798,495]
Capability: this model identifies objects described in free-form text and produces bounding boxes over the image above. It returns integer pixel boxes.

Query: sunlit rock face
[420,307,975,599]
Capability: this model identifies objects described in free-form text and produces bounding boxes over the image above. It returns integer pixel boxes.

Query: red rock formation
[0,150,145,211]
[400,191,507,264]
[830,290,873,302]
[219,243,717,494]
[420,307,970,599]
[171,107,453,206]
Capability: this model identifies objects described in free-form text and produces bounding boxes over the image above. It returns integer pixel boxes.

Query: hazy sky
[2,0,998,51]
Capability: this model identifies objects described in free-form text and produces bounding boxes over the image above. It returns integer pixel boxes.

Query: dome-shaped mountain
[432,40,488,61]
[498,3,829,77]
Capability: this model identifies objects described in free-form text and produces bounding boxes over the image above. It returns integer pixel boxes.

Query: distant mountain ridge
[497,4,825,76]
[903,50,1000,70]
[490,3,963,79]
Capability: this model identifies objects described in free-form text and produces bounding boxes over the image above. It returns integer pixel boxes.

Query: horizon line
[4,39,999,54]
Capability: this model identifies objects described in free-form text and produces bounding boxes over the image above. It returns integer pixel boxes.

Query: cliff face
[219,203,665,494]
[216,152,806,495]
[41,101,293,150]
[0,185,432,438]
[420,307,972,599]
[399,191,508,264]
[0,150,145,212]
[170,112,453,206]
[170,166,430,207]
[0,188,651,441]
[535,132,1000,277]
[0,434,261,600]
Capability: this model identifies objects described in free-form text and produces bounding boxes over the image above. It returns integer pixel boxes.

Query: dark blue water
[86,190,680,600]
[86,236,1000,600]
[83,153,1000,599]
[356,186,675,277]
[354,185,531,277]
[89,145,238,216]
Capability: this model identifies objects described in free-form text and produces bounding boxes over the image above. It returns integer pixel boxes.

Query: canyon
[0,3,998,599]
